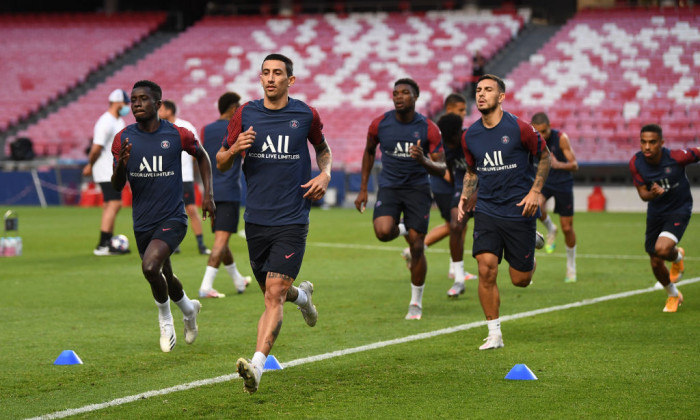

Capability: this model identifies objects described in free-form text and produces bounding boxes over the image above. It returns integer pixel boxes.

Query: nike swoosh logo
[162,228,173,231]
[285,253,295,259]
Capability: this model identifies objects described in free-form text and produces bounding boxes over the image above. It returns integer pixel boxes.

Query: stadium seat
[14,10,522,166]
[504,7,700,162]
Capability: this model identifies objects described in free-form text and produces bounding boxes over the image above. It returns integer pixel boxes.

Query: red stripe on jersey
[629,155,645,187]
[176,125,199,156]
[223,102,249,149]
[111,127,128,169]
[517,118,544,155]
[308,105,325,145]
[426,119,442,153]
[670,148,700,166]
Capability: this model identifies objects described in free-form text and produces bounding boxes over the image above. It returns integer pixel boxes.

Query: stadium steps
[1,30,179,159]
[484,22,562,84]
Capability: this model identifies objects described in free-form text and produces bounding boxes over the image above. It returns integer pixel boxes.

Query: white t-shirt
[174,117,199,182]
[92,111,126,183]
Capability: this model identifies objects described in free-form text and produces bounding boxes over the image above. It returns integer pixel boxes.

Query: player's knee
[375,229,395,242]
[654,243,674,259]
[141,260,161,280]
[512,275,532,287]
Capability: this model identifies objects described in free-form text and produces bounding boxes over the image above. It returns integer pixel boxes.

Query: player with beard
[458,74,549,350]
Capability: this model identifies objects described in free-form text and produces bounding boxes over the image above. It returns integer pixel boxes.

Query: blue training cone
[54,350,83,365]
[505,364,537,380]
[263,355,283,371]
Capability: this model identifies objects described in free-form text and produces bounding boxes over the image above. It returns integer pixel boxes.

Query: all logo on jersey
[478,150,517,172]
[248,134,300,160]
[391,141,415,158]
[130,155,175,178]
[161,140,170,149]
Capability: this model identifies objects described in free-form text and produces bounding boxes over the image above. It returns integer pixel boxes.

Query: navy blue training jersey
[445,128,468,195]
[112,120,199,232]
[543,129,574,191]
[462,111,545,220]
[367,111,442,189]
[223,98,325,226]
[630,147,700,217]
[202,119,242,203]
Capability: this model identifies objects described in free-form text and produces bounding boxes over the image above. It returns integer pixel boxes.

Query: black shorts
[433,192,452,222]
[542,185,574,217]
[211,201,241,233]
[245,222,308,285]
[645,213,691,254]
[99,182,122,202]
[472,212,537,272]
[182,181,195,206]
[134,219,188,257]
[373,186,432,234]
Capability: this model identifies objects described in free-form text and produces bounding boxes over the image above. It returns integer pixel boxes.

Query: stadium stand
[11,10,524,168]
[0,12,166,136]
[502,7,700,163]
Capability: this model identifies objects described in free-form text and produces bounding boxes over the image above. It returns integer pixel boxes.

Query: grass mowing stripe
[310,241,700,261]
[29,277,699,420]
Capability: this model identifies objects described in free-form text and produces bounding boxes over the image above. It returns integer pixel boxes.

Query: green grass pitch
[1,206,699,419]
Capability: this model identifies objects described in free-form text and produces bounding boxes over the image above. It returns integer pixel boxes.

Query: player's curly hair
[394,78,420,97]
[437,113,463,148]
[218,92,241,114]
[133,80,163,101]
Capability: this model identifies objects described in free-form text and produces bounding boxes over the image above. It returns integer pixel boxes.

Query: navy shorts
[472,212,537,272]
[182,181,196,206]
[373,186,432,234]
[542,185,574,217]
[134,219,188,257]
[99,182,122,202]
[433,192,452,222]
[211,201,240,233]
[245,222,308,285]
[645,213,691,254]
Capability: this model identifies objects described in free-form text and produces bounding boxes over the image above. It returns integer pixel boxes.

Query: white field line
[29,277,700,420]
[309,241,700,261]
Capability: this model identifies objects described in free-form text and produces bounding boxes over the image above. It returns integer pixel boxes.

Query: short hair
[444,93,466,108]
[531,112,550,126]
[437,113,463,147]
[161,100,177,115]
[394,78,420,97]
[132,80,162,101]
[641,123,663,138]
[218,92,241,115]
[477,74,506,93]
[263,53,294,77]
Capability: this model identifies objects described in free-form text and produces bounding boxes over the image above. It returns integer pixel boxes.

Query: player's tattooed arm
[458,167,478,221]
[302,140,332,201]
[517,146,551,216]
[532,146,551,194]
